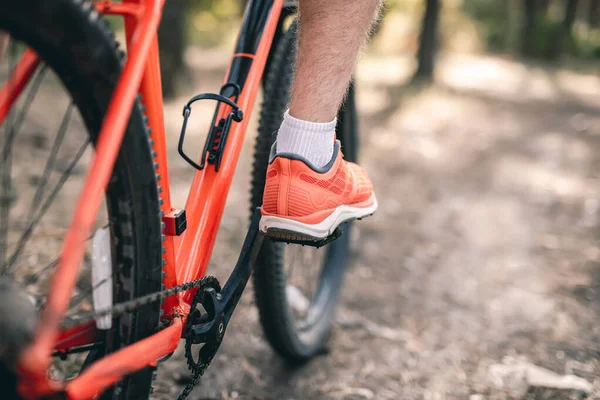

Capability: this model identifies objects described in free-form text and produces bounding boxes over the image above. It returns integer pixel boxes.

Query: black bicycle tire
[0,0,163,398]
[250,21,359,362]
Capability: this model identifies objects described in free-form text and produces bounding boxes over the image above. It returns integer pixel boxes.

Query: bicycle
[0,0,360,398]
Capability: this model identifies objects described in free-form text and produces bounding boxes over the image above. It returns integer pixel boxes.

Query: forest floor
[146,50,600,400]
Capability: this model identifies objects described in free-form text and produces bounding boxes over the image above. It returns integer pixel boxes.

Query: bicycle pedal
[264,226,343,248]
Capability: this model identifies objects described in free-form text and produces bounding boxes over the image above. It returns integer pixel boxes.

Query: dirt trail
[151,51,600,399]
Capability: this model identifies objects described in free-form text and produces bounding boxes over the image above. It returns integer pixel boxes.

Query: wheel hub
[0,277,37,371]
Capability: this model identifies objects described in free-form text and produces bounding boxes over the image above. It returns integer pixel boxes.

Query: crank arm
[220,208,264,321]
[188,209,264,346]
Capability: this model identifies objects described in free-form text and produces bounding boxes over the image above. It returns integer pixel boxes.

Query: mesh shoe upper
[262,141,375,223]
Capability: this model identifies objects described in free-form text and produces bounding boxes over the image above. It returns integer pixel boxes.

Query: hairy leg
[261,0,380,236]
[289,0,381,122]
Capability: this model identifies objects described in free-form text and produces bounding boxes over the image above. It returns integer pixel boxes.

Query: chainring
[184,276,222,374]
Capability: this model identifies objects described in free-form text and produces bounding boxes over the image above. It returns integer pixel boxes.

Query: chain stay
[57,275,220,400]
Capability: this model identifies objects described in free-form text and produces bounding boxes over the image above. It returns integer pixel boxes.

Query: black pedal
[265,226,343,248]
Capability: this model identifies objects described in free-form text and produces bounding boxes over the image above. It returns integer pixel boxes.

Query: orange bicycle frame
[0,0,286,398]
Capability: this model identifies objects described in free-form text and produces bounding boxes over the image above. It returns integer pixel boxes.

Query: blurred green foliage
[460,0,600,59]
[95,0,599,95]
[188,0,244,47]
[374,0,600,60]
[461,1,511,51]
[99,0,600,61]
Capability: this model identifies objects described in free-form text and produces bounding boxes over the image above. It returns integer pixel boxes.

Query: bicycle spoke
[0,41,18,274]
[12,64,48,136]
[0,64,48,172]
[25,258,58,283]
[7,101,74,276]
[28,101,74,219]
[5,138,90,273]
[22,222,110,285]
[0,62,48,275]
[67,272,113,315]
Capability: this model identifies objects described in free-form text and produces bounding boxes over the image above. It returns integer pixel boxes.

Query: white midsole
[259,197,378,239]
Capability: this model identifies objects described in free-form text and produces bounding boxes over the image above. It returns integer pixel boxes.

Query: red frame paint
[2,0,284,398]
[0,49,40,123]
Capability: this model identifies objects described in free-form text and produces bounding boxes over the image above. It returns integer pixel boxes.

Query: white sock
[276,110,336,168]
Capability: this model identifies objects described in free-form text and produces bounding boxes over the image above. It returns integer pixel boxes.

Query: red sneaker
[260,141,377,240]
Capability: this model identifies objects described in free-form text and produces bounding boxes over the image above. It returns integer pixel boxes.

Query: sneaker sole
[259,197,378,241]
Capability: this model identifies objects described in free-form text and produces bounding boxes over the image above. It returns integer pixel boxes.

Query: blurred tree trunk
[563,0,579,30]
[158,0,188,98]
[506,0,521,52]
[521,0,538,56]
[414,0,441,81]
[237,0,247,14]
[590,0,600,27]
[548,0,579,58]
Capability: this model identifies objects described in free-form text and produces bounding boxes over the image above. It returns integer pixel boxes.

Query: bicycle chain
[178,277,222,400]
[177,366,207,400]
[62,276,219,329]
[61,274,224,399]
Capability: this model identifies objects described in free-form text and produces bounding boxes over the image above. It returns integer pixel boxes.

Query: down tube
[177,0,283,302]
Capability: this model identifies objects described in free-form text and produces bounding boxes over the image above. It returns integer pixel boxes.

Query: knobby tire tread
[0,0,163,398]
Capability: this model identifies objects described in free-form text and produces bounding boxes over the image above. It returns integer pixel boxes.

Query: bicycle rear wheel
[250,21,359,361]
[0,0,163,398]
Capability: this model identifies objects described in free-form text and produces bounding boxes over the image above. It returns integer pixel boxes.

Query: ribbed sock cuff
[276,110,336,168]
